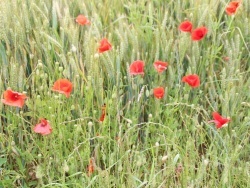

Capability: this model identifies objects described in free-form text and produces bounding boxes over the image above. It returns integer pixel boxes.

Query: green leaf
[0,158,7,167]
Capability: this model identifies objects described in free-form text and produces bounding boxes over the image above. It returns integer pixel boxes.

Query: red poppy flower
[225,1,240,15]
[182,74,200,88]
[179,21,193,32]
[153,87,165,99]
[191,27,208,41]
[52,79,73,98]
[98,38,112,53]
[208,112,230,129]
[129,60,145,76]
[99,104,106,122]
[75,14,90,25]
[1,89,27,108]
[33,119,52,135]
[153,61,169,73]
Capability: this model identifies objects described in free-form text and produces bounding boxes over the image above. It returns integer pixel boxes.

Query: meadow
[0,0,249,187]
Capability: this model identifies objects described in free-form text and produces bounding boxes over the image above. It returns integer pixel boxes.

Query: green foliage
[0,0,249,187]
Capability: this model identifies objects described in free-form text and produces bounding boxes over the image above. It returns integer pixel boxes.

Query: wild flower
[208,112,230,129]
[75,14,90,25]
[33,118,52,135]
[1,89,27,108]
[98,38,112,53]
[129,60,145,76]
[225,1,241,15]
[153,61,169,73]
[52,79,73,98]
[182,74,200,88]
[99,104,106,122]
[153,87,165,99]
[179,21,193,32]
[191,27,208,41]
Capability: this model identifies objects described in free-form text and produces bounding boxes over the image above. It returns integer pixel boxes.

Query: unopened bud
[162,155,168,162]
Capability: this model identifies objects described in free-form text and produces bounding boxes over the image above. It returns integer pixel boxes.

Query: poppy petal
[153,87,165,99]
[1,89,27,108]
[153,61,168,73]
[34,119,52,135]
[76,15,90,25]
[52,79,73,97]
[182,74,200,88]
[191,27,208,41]
[98,38,112,53]
[212,112,223,121]
[129,60,145,75]
[209,112,230,129]
[179,21,193,32]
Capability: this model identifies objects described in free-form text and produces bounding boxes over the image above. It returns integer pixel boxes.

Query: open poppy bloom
[179,21,193,32]
[208,112,230,129]
[153,87,165,99]
[191,27,208,41]
[33,119,52,135]
[225,1,241,15]
[98,38,112,53]
[52,79,73,98]
[1,89,27,108]
[75,14,90,25]
[182,74,200,88]
[129,60,145,76]
[99,104,106,122]
[153,61,169,73]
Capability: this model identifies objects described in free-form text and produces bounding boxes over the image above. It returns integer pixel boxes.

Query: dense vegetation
[0,0,249,187]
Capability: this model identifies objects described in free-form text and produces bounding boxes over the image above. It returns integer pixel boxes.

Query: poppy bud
[203,159,209,166]
[162,155,168,162]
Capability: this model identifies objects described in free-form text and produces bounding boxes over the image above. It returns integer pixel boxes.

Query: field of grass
[0,0,249,187]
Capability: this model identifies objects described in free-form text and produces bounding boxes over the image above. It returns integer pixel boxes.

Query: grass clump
[0,0,249,187]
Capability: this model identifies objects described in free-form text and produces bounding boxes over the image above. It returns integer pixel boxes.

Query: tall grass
[0,0,249,187]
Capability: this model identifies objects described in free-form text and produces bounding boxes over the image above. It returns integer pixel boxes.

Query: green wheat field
[0,0,249,187]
